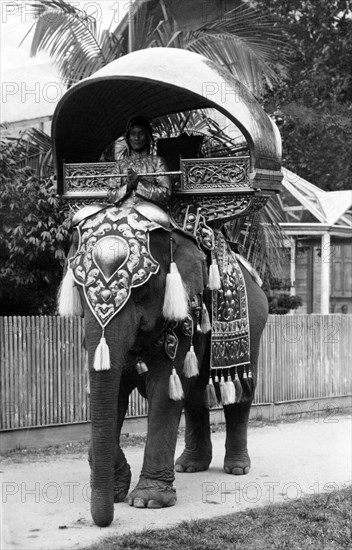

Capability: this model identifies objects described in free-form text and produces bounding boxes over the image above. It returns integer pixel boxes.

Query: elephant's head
[58,204,207,526]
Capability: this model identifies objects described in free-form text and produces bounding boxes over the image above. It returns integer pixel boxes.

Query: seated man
[108,116,171,210]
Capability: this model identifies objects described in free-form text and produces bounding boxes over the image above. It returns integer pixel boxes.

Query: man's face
[129,126,149,152]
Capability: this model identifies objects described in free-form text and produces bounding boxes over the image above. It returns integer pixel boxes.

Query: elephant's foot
[175,450,212,473]
[128,477,177,509]
[114,461,132,503]
[224,450,251,475]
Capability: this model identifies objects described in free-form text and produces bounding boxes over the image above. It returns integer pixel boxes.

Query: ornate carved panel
[61,158,277,223]
[170,193,269,226]
[64,162,118,198]
[180,157,250,191]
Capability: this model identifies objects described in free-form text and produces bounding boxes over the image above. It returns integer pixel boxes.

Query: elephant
[59,202,268,528]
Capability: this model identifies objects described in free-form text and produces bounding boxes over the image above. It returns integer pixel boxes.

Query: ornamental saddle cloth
[69,205,163,328]
[210,232,250,370]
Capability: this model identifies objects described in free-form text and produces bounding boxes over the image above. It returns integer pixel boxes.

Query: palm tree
[22,0,288,95]
[19,0,289,278]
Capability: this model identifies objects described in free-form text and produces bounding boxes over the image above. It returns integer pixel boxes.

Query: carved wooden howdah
[62,156,281,224]
[54,49,283,225]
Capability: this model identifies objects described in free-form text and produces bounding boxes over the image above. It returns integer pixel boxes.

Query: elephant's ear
[172,232,207,299]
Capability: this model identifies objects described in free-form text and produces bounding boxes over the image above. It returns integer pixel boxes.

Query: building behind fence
[0,315,351,431]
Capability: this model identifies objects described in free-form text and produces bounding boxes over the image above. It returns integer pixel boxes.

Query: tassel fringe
[243,369,250,393]
[248,369,254,393]
[234,370,243,403]
[169,367,184,400]
[225,373,236,404]
[220,373,236,405]
[219,374,227,405]
[205,376,218,408]
[93,334,110,371]
[208,259,221,290]
[163,262,189,321]
[196,317,202,333]
[201,303,212,333]
[136,360,148,374]
[183,345,199,377]
[58,267,83,316]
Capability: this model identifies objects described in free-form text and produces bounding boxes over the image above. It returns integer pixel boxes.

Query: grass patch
[84,486,352,550]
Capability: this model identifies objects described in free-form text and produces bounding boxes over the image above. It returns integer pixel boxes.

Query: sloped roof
[279,168,352,228]
[316,190,352,226]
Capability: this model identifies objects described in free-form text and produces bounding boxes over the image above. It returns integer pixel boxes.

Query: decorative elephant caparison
[58,201,268,527]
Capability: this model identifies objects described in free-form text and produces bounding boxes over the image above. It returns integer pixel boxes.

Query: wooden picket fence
[0,315,351,431]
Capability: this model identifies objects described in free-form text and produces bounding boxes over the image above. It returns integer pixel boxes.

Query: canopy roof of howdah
[52,48,282,191]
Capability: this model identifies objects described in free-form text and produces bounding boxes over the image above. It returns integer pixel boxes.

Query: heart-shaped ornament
[93,236,129,282]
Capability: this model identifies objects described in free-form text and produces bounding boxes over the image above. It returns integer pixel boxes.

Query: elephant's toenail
[133,498,146,508]
[175,464,184,472]
[147,500,163,508]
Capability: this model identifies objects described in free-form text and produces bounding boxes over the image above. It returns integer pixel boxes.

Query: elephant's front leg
[223,401,252,475]
[112,368,141,503]
[128,362,183,508]
[85,311,139,526]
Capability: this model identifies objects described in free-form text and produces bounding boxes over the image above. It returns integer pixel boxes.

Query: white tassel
[169,367,184,400]
[196,314,202,333]
[209,259,221,290]
[220,373,236,405]
[205,376,218,408]
[234,370,243,403]
[58,267,83,316]
[183,345,199,377]
[219,374,227,405]
[93,334,110,371]
[136,360,148,374]
[225,373,236,404]
[248,369,254,393]
[162,262,189,321]
[201,303,212,333]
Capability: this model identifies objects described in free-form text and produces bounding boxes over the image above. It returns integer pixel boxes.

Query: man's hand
[126,168,139,191]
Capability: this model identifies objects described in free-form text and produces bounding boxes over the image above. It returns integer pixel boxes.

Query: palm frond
[149,17,185,48]
[186,3,290,96]
[21,0,122,83]
[19,0,287,279]
[225,198,286,280]
[9,128,54,178]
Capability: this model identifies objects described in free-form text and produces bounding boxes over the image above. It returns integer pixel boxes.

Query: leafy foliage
[0,139,71,315]
[256,0,352,191]
[267,291,303,314]
[11,0,292,314]
[23,0,289,96]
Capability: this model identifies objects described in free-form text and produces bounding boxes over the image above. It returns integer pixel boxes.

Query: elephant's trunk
[89,368,120,527]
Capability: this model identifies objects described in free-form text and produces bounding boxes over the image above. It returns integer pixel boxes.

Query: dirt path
[1,415,351,550]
